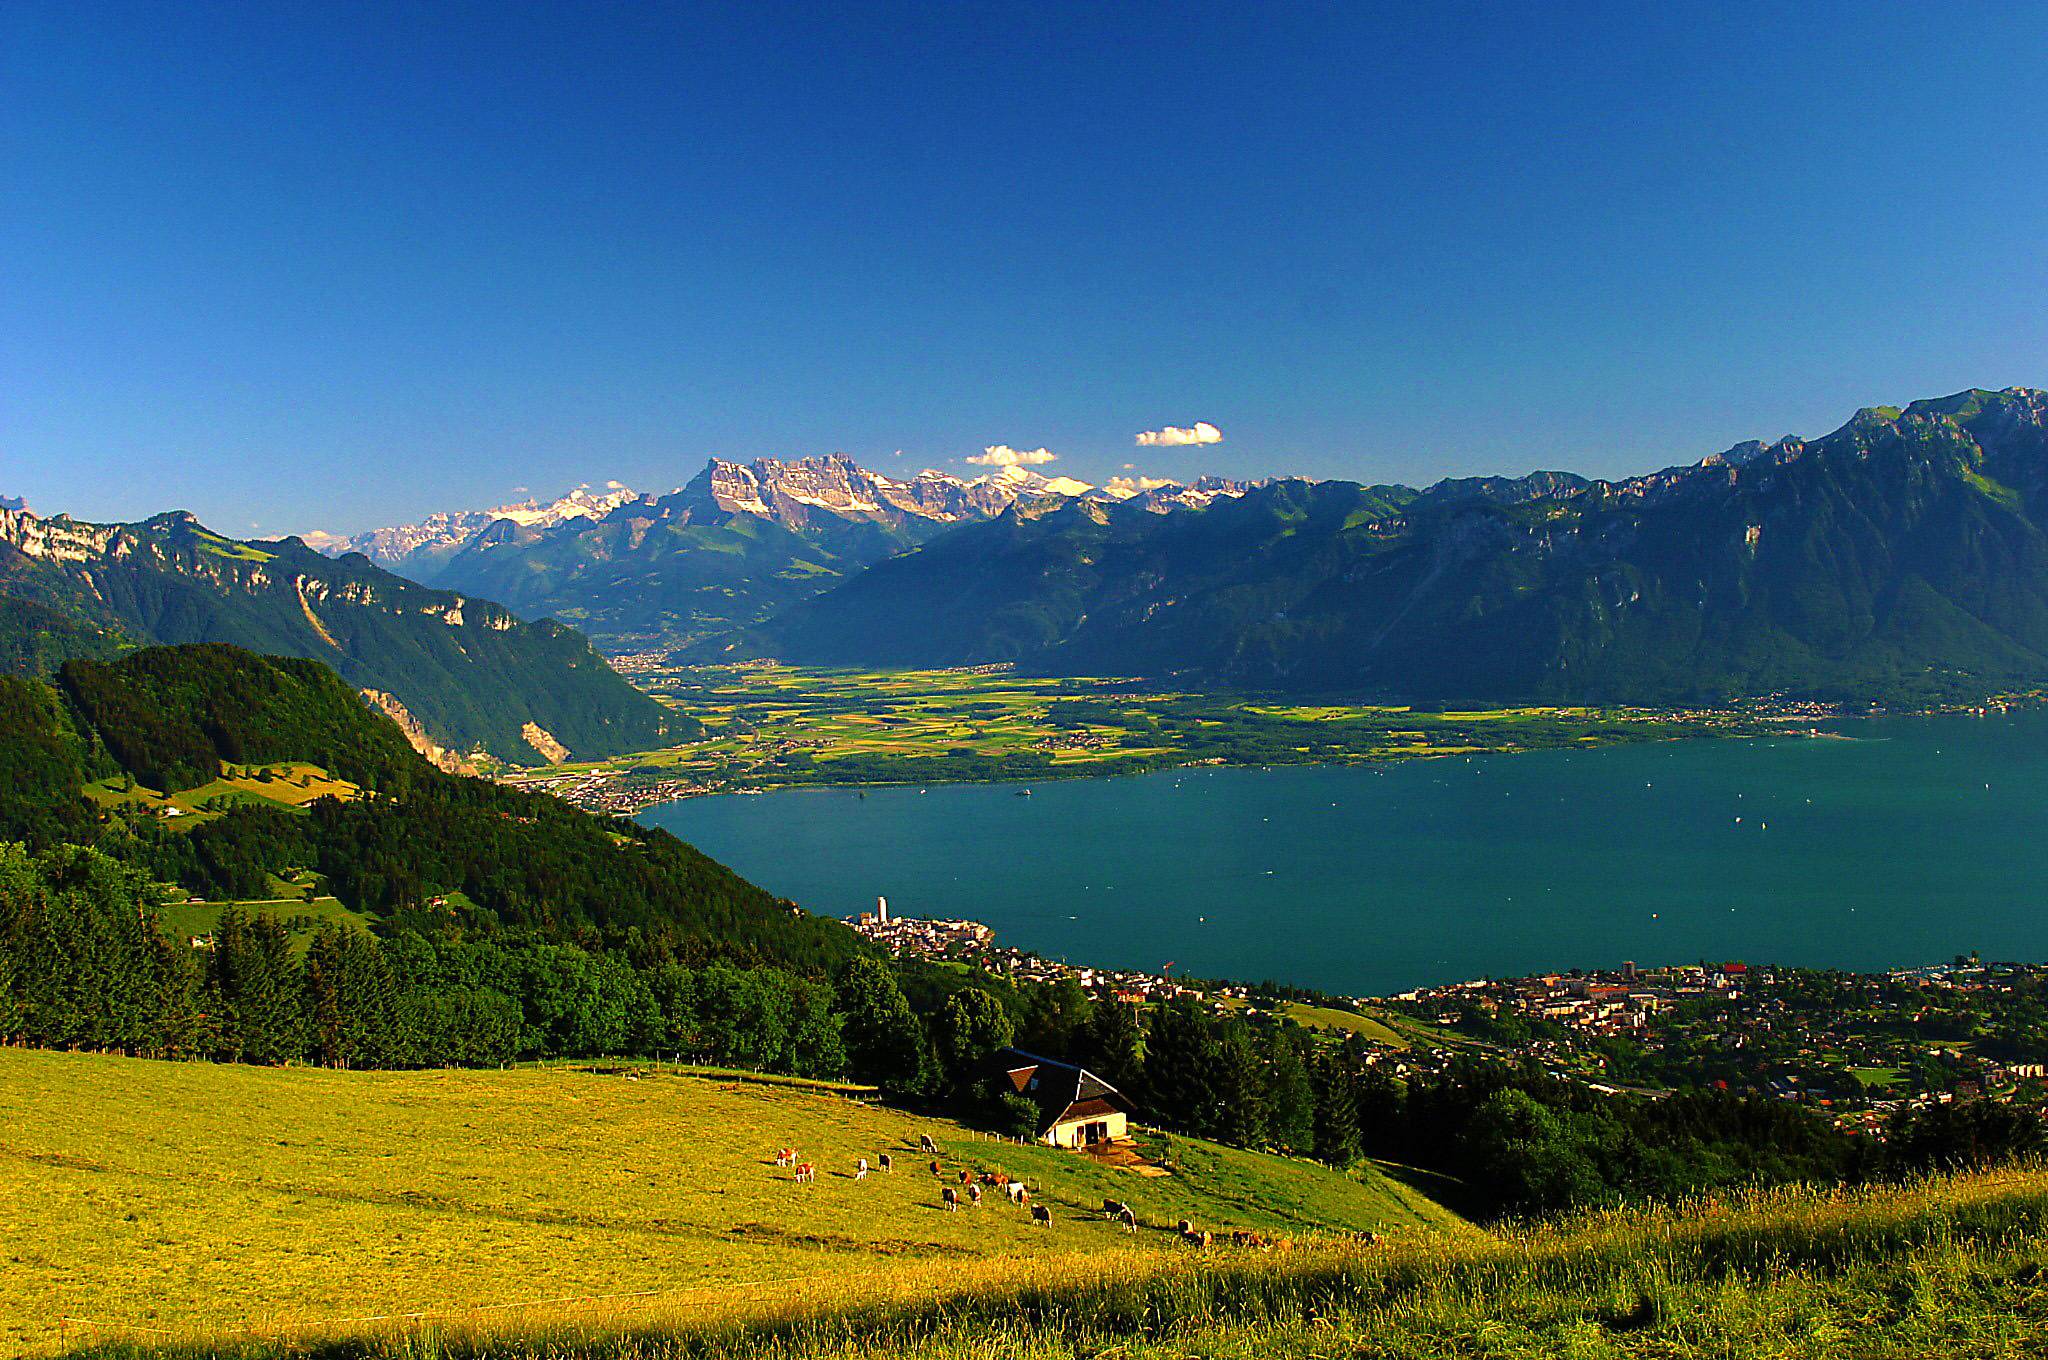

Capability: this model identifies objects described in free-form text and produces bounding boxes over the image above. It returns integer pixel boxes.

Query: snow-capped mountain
[303,483,643,580]
[305,454,1251,651]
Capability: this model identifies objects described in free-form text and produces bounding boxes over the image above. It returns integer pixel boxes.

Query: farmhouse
[994,1048,1135,1148]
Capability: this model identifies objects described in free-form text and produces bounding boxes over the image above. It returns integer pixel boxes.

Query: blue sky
[5,1,2047,536]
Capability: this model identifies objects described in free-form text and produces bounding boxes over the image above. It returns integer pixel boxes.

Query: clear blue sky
[5,1,2047,536]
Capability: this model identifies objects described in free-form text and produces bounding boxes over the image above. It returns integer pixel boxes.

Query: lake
[639,709,2048,997]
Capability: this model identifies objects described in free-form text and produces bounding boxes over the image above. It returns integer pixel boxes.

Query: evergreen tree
[1311,1050,1363,1166]
[1208,1023,1270,1147]
[304,925,398,1067]
[1083,995,1145,1093]
[1264,1027,1317,1153]
[210,909,306,1063]
[1142,1000,1220,1137]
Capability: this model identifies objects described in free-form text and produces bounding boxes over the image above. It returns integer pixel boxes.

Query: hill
[0,643,858,967]
[711,388,2048,706]
[0,503,684,766]
[0,1046,1464,1355]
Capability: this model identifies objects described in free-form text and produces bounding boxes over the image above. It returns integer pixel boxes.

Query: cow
[919,1133,938,1155]
[774,1147,799,1167]
[1353,1230,1381,1246]
[957,1168,972,1185]
[878,1153,893,1174]
[855,1157,870,1181]
[985,1171,1010,1187]
[1006,1182,1029,1205]
[1230,1230,1271,1250]
[1117,1206,1137,1233]
[1101,1199,1131,1220]
[930,1160,943,1177]
[969,1183,983,1205]
[942,1186,960,1212]
[1031,1204,1051,1228]
[1180,1228,1212,1249]
[794,1162,816,1184]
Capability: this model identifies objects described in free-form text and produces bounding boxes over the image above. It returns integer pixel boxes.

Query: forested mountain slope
[712,389,2048,705]
[0,504,684,764]
[0,644,854,967]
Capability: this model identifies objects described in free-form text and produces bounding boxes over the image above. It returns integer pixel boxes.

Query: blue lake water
[639,710,2048,997]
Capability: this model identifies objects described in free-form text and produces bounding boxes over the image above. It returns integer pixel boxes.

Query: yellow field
[83,762,358,825]
[0,1049,1465,1355]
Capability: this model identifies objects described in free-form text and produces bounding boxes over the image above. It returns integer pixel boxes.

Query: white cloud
[1136,421,1223,447]
[967,444,1059,467]
[605,479,627,489]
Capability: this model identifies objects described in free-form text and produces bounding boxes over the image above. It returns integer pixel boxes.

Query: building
[993,1048,1135,1149]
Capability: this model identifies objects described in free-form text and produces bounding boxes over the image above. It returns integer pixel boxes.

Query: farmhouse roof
[993,1048,1134,1133]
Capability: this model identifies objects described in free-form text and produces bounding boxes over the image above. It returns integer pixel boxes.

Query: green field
[83,761,359,828]
[0,1048,1465,1355]
[505,664,1769,803]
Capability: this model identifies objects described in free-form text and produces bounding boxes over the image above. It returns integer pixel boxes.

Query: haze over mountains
[316,456,1251,650]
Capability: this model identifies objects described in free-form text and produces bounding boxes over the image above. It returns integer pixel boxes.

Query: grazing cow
[855,1157,870,1181]
[878,1154,892,1174]
[929,1160,942,1177]
[1353,1230,1380,1246]
[919,1133,938,1155]
[957,1168,972,1185]
[969,1183,983,1205]
[1101,1199,1130,1220]
[1006,1182,1029,1205]
[1230,1230,1272,1250]
[1180,1228,1212,1249]
[942,1186,960,1212]
[1030,1204,1051,1228]
[1177,1219,1193,1234]
[774,1147,798,1167]
[794,1162,816,1184]
[985,1171,1010,1187]
[1117,1206,1137,1233]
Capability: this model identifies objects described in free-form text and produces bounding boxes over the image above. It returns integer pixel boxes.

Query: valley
[499,661,1788,811]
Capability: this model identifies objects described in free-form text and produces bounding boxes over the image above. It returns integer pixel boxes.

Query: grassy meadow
[0,1048,1462,1356]
[82,761,359,827]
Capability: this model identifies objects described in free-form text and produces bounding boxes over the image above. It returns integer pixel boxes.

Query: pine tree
[1264,1028,1317,1153]
[1312,1052,1363,1166]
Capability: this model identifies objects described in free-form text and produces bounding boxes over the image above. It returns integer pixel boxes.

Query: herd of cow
[769,1131,1295,1246]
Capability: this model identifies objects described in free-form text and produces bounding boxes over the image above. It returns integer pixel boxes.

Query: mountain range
[699,388,2048,706]
[0,503,685,767]
[317,456,1250,650]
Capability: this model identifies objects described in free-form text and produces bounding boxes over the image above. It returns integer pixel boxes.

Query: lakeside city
[849,900,2048,1138]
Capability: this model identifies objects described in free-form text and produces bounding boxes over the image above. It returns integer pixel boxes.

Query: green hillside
[0,644,860,969]
[717,387,2048,707]
[0,507,684,765]
[0,1047,1465,1355]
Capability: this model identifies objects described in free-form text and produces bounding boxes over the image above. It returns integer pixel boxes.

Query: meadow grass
[51,1165,2048,1358]
[1,1049,1461,1356]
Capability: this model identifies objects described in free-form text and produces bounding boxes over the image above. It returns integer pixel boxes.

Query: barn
[993,1048,1135,1148]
